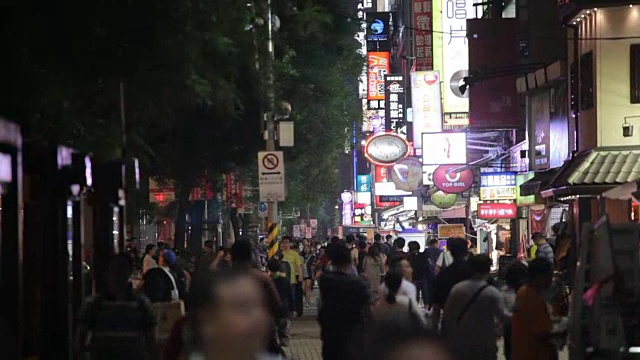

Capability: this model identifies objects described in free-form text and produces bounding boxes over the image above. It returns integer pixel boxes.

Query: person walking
[318,243,372,360]
[373,270,425,326]
[532,232,555,265]
[76,254,158,360]
[512,258,566,360]
[442,254,511,360]
[362,244,385,300]
[281,236,304,316]
[143,249,180,303]
[501,262,529,360]
[407,240,429,305]
[142,244,158,274]
[301,244,316,307]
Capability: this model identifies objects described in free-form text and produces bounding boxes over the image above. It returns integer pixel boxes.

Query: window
[631,44,640,104]
[580,51,594,111]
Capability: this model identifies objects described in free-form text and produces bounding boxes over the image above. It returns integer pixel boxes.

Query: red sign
[375,166,388,183]
[225,173,243,209]
[367,52,390,100]
[375,196,401,208]
[189,179,214,201]
[413,0,433,71]
[478,203,517,219]
[432,165,474,194]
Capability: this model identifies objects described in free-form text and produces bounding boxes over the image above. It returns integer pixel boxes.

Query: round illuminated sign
[431,190,458,209]
[341,191,353,203]
[391,157,423,192]
[433,165,474,194]
[364,133,410,166]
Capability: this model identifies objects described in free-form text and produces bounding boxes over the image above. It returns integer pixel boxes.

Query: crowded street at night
[2,0,640,359]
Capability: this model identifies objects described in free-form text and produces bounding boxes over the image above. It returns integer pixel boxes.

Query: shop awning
[542,146,640,198]
[519,168,562,196]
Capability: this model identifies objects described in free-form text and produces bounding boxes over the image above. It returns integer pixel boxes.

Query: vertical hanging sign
[367,52,390,110]
[384,75,406,135]
[413,0,433,71]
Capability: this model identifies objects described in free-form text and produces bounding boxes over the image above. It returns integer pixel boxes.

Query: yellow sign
[480,186,517,201]
[438,224,466,239]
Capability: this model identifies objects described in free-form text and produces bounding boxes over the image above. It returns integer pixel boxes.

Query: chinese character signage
[479,172,517,201]
[366,12,391,52]
[342,192,354,225]
[362,99,385,133]
[442,0,476,114]
[367,52,390,107]
[384,75,405,133]
[413,0,433,71]
[478,202,517,219]
[411,71,443,148]
[438,224,465,239]
[357,175,372,192]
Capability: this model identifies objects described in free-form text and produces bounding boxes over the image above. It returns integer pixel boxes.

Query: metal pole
[265,0,279,252]
[119,79,127,248]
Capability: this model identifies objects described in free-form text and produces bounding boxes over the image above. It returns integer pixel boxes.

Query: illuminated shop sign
[477,202,517,219]
[364,133,410,166]
[385,75,405,134]
[422,132,467,165]
[367,52,390,109]
[479,172,517,201]
[411,71,443,148]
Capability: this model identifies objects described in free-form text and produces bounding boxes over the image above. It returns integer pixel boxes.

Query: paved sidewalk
[285,306,568,360]
[285,307,322,360]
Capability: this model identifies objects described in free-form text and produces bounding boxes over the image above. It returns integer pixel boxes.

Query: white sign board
[442,0,477,114]
[411,71,443,149]
[293,225,301,238]
[258,151,286,201]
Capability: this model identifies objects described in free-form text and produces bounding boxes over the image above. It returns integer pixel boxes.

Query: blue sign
[258,202,268,213]
[356,175,371,192]
[370,19,384,34]
[480,172,517,188]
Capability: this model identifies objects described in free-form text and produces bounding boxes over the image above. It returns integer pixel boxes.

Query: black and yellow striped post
[267,222,279,259]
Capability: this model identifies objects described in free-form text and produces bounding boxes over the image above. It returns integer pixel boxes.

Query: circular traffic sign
[262,154,279,170]
[258,202,268,212]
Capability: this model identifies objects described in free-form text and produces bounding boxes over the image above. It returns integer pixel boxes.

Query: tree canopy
[1,0,363,235]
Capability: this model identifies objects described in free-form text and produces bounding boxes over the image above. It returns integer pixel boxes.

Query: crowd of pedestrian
[73,231,568,360]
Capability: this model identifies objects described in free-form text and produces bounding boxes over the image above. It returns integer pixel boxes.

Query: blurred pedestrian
[177,270,283,359]
[374,271,424,326]
[501,262,529,360]
[512,258,565,360]
[362,244,385,299]
[360,311,451,360]
[143,249,180,303]
[196,240,216,272]
[142,244,158,274]
[301,244,316,307]
[442,255,511,360]
[281,236,304,317]
[379,258,416,302]
[76,254,157,360]
[318,244,372,360]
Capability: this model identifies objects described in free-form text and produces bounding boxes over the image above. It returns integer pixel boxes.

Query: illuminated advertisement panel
[411,71,443,149]
[422,132,467,165]
[479,172,517,201]
[413,0,433,71]
[441,0,477,114]
[367,52,390,106]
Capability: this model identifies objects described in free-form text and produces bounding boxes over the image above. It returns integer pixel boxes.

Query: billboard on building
[367,52,390,109]
[422,132,467,165]
[362,99,385,133]
[531,91,550,170]
[467,18,520,130]
[366,12,391,52]
[413,0,433,71]
[441,0,477,115]
[384,75,406,133]
[411,71,443,149]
